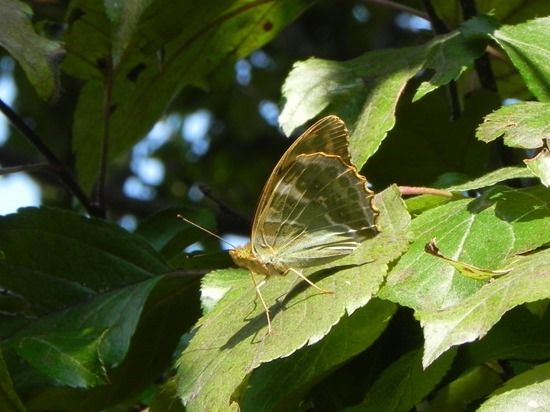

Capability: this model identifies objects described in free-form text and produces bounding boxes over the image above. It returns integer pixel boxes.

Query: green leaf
[420,248,550,367]
[0,349,25,412]
[380,186,550,313]
[433,0,550,28]
[429,365,503,412]
[0,207,171,388]
[345,348,456,412]
[525,148,550,187]
[15,329,107,388]
[364,89,493,188]
[462,308,550,366]
[492,361,550,396]
[241,300,396,411]
[478,374,550,411]
[176,186,411,411]
[413,30,486,101]
[0,0,62,100]
[279,29,488,168]
[279,47,425,168]
[476,102,550,149]
[444,167,536,191]
[67,0,313,191]
[104,0,153,65]
[26,274,200,411]
[492,16,550,101]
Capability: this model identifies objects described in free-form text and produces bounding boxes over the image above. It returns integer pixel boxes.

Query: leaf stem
[0,98,97,216]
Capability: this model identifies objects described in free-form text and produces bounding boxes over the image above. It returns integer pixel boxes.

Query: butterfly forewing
[252,116,352,241]
[254,153,377,269]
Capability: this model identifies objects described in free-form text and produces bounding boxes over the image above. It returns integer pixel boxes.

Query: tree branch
[0,98,97,216]
[0,162,50,175]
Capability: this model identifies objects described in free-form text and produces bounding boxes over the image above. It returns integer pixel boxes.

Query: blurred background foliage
[0,0,542,237]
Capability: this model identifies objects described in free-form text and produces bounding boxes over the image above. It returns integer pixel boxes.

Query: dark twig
[0,162,50,175]
[460,0,497,91]
[0,98,96,216]
[420,0,449,33]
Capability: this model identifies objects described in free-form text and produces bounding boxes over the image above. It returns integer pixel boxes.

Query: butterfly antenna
[177,214,237,249]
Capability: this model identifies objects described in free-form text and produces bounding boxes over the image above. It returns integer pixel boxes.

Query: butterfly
[229,115,378,334]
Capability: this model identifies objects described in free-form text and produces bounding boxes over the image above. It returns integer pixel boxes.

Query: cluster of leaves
[0,0,549,411]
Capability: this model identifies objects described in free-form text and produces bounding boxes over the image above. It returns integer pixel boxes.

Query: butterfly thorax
[229,245,288,277]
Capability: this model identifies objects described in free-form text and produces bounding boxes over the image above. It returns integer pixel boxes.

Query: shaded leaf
[476,102,550,149]
[0,0,63,100]
[345,348,456,412]
[0,349,25,412]
[461,308,550,366]
[150,378,185,412]
[0,207,170,388]
[177,186,411,411]
[15,329,108,388]
[430,365,503,412]
[241,300,396,411]
[24,273,200,411]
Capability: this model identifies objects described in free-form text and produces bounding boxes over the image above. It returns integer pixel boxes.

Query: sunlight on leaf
[177,186,411,411]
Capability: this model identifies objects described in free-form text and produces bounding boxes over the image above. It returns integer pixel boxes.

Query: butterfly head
[229,245,287,277]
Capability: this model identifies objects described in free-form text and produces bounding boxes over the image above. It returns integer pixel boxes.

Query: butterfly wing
[253,153,377,269]
[251,116,352,243]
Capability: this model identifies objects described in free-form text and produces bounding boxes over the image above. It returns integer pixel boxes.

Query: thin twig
[0,162,50,175]
[0,98,96,216]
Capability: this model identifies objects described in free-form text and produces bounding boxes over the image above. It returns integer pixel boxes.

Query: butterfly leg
[249,272,272,335]
[288,268,334,294]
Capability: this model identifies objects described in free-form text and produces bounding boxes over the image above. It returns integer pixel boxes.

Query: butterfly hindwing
[254,153,377,269]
